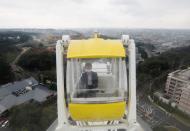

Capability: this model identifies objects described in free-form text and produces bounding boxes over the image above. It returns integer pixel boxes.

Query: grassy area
[5,51,20,63]
[153,125,179,131]
[165,126,179,131]
[9,98,57,131]
[172,112,190,127]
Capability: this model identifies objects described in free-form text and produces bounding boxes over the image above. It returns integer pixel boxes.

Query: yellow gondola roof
[67,37,126,58]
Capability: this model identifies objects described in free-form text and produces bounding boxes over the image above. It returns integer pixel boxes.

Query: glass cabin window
[66,58,127,103]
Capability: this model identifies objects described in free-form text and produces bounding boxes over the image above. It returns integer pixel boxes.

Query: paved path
[137,93,190,131]
[11,47,31,65]
[10,47,31,79]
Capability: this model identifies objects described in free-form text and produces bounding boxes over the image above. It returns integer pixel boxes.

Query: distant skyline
[0,0,190,29]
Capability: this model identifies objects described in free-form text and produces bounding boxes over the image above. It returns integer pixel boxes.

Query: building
[0,77,55,114]
[165,67,190,114]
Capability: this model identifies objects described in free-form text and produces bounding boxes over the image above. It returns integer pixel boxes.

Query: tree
[9,102,57,131]
[0,55,14,84]
[9,103,42,131]
[137,45,190,92]
[18,49,56,71]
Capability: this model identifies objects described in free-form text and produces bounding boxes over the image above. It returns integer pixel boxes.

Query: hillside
[137,45,190,93]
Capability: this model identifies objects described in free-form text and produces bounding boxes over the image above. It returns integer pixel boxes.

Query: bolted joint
[122,35,130,46]
[62,35,70,45]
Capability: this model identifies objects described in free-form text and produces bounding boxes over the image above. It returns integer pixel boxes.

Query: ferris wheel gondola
[50,33,143,131]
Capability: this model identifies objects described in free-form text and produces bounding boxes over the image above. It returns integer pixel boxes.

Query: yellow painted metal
[67,38,126,58]
[68,101,126,121]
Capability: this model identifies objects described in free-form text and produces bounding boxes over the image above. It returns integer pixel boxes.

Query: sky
[0,0,190,29]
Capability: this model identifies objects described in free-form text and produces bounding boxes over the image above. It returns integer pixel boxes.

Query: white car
[1,120,9,128]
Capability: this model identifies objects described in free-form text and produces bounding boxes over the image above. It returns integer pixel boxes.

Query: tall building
[165,67,190,114]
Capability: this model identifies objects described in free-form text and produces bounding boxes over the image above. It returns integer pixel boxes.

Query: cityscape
[0,28,190,131]
[0,0,190,130]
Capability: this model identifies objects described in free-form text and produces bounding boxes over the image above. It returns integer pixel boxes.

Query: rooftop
[67,37,126,58]
[0,77,55,114]
[0,77,38,100]
[169,67,190,82]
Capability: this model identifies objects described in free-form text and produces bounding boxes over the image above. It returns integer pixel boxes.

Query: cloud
[110,0,140,6]
[0,0,189,28]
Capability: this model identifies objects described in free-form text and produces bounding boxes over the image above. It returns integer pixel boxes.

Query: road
[137,116,152,131]
[10,47,31,79]
[137,93,190,131]
[11,47,31,65]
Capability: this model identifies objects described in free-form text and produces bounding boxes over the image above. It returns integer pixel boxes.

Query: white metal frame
[122,35,137,124]
[52,35,143,131]
[56,40,68,131]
